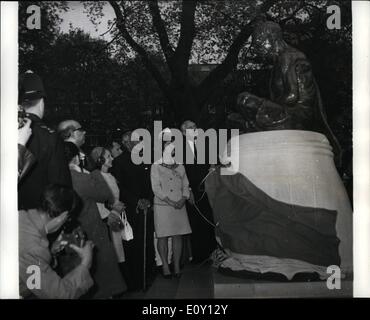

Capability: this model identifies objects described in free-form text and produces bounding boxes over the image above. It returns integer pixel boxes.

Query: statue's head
[252,21,283,60]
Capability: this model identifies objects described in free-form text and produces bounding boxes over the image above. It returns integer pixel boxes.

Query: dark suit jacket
[182,137,213,200]
[110,150,156,290]
[110,150,153,218]
[18,144,35,183]
[18,114,72,209]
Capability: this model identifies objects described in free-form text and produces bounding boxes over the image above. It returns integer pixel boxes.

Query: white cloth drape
[221,130,353,274]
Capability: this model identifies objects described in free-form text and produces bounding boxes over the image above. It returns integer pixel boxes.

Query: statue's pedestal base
[212,269,352,298]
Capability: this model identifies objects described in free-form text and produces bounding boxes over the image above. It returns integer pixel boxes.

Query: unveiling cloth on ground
[206,130,352,280]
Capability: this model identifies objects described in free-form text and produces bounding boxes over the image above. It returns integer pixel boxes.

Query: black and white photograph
[1,0,370,306]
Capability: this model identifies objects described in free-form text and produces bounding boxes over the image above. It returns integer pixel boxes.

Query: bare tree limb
[100,20,117,37]
[148,0,174,66]
[101,32,121,52]
[109,1,171,98]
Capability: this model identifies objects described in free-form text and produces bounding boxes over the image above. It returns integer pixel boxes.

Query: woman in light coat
[151,141,192,278]
[89,147,126,265]
[63,142,126,298]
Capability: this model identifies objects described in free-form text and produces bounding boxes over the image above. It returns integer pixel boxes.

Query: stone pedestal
[212,269,352,298]
[212,130,353,275]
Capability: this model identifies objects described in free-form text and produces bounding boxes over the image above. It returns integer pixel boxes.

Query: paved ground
[121,260,214,299]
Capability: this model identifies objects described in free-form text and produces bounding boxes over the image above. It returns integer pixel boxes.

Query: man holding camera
[19,185,94,299]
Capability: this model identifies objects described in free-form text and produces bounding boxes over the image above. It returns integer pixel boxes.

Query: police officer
[18,71,72,210]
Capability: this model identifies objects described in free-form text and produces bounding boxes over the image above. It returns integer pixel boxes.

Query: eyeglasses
[73,127,85,132]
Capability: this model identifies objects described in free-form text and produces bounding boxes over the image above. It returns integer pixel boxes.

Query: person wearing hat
[18,70,72,210]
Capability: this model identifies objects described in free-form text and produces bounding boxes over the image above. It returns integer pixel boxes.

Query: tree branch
[197,0,277,106]
[100,20,117,37]
[109,1,171,98]
[148,0,174,66]
[104,32,121,48]
[173,0,197,79]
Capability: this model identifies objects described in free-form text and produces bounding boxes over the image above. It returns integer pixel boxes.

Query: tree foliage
[19,1,69,73]
[19,21,165,138]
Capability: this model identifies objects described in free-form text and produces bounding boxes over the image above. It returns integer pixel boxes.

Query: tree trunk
[169,82,199,125]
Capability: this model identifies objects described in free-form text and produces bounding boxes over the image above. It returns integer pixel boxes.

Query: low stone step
[213,269,352,298]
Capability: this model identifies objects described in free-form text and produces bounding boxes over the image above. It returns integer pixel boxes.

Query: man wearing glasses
[18,71,72,210]
[57,120,87,171]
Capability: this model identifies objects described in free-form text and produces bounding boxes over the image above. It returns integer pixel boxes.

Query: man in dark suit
[18,71,72,210]
[181,120,217,264]
[110,130,156,291]
[57,119,87,171]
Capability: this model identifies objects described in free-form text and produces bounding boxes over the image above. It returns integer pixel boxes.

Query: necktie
[193,141,197,162]
[79,153,85,172]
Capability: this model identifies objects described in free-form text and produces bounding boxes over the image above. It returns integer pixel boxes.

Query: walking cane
[143,207,147,291]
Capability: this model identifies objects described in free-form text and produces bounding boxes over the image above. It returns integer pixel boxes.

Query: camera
[60,226,86,253]
[18,106,28,129]
[55,225,86,276]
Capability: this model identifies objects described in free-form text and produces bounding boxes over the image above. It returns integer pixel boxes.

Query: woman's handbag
[120,211,134,241]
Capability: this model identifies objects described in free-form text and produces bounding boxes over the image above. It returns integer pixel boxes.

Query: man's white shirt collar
[186,139,196,155]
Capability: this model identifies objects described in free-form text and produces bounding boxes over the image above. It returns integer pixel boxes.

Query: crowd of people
[17,71,217,299]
